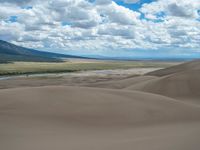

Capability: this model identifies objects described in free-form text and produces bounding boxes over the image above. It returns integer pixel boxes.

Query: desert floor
[0,60,200,150]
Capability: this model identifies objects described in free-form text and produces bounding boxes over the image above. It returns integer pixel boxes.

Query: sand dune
[1,86,200,150]
[127,60,200,102]
[128,70,200,101]
[1,60,200,150]
[146,59,200,77]
[85,75,157,89]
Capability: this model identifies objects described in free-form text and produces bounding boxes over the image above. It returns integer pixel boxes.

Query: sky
[0,0,200,59]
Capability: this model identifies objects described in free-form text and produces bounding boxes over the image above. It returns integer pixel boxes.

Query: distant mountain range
[0,40,86,63]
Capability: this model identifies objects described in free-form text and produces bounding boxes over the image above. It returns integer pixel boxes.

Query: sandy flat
[0,68,160,89]
[1,60,200,150]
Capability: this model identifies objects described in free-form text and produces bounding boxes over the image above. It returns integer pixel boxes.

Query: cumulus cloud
[141,0,200,19]
[98,23,135,38]
[0,0,199,56]
[0,21,24,41]
[95,0,112,5]
[0,0,32,4]
[123,0,140,4]
[97,2,140,25]
[167,3,198,18]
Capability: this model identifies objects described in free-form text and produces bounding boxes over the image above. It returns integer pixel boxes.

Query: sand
[127,61,200,104]
[1,61,200,150]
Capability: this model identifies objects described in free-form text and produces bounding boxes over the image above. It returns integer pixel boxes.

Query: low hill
[0,40,85,63]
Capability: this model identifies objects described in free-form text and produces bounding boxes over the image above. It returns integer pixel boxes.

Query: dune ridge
[127,60,200,102]
[146,59,200,77]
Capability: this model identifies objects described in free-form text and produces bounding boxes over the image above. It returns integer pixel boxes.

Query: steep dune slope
[146,59,200,77]
[128,60,200,101]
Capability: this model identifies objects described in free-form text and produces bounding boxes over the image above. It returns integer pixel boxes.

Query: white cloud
[123,0,140,4]
[95,0,112,5]
[0,21,24,41]
[97,2,140,25]
[98,23,135,38]
[141,0,200,19]
[167,3,196,18]
[0,0,199,56]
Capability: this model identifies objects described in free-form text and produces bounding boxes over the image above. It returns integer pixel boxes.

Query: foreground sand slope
[0,86,200,150]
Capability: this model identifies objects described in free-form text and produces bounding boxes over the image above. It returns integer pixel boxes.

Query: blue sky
[0,0,200,59]
[115,0,155,11]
